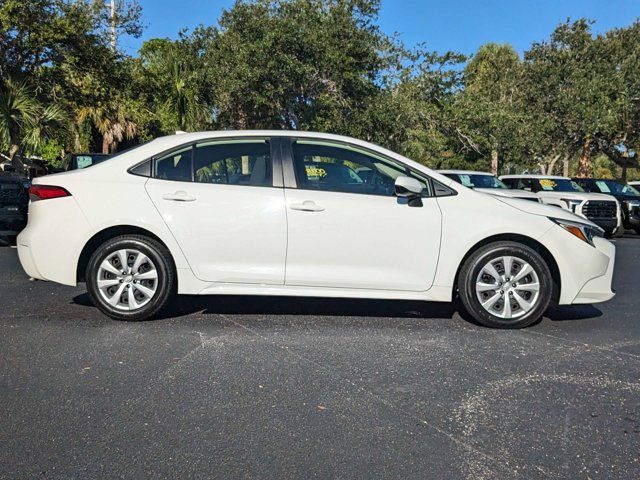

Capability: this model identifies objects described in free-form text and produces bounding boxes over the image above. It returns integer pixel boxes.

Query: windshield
[458,174,508,189]
[76,154,110,169]
[537,178,584,192]
[450,174,508,189]
[593,180,640,196]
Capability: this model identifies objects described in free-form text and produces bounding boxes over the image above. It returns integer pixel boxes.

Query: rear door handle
[289,200,325,212]
[162,191,196,202]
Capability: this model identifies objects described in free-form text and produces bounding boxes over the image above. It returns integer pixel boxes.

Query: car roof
[437,170,494,176]
[47,130,461,191]
[572,177,620,182]
[500,174,570,180]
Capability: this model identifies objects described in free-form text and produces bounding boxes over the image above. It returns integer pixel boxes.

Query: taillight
[28,185,71,201]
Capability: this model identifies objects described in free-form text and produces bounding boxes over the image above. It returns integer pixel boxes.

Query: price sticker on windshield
[539,179,557,190]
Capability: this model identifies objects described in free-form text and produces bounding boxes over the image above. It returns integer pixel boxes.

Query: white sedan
[18,131,615,328]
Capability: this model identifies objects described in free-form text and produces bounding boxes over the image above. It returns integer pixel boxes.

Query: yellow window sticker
[539,179,557,190]
[306,165,327,179]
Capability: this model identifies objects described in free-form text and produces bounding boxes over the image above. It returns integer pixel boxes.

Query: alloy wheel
[96,249,159,311]
[475,255,540,319]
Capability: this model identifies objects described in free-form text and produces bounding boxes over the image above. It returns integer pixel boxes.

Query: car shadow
[71,292,604,324]
[72,292,459,320]
[545,304,603,321]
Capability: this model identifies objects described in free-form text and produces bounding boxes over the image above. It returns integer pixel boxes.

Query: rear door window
[193,140,272,186]
[154,147,193,182]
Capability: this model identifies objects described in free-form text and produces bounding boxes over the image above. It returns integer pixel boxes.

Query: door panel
[145,139,287,285]
[284,189,442,291]
[146,179,287,284]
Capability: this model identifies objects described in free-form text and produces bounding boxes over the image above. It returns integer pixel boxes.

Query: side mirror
[395,176,423,197]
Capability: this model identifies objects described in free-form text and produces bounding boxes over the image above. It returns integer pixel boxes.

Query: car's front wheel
[457,241,553,329]
[86,235,176,321]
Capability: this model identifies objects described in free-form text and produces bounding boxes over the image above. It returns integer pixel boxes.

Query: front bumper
[571,236,616,304]
[622,204,640,228]
[541,225,616,305]
[587,217,618,232]
[0,211,27,235]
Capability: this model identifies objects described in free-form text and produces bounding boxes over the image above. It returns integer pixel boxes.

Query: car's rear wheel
[86,235,175,321]
[457,241,553,329]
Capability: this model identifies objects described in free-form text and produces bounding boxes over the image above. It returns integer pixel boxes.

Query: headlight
[561,198,581,213]
[550,218,604,247]
[625,200,640,208]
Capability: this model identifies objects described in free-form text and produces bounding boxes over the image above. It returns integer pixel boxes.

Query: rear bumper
[17,197,93,285]
[17,243,44,280]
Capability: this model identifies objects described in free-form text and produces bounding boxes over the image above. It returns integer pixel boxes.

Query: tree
[199,0,391,132]
[0,79,66,169]
[594,20,640,180]
[134,37,212,133]
[523,20,628,178]
[454,43,524,174]
[77,98,137,154]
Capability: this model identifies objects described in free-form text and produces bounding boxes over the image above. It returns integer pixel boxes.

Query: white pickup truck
[500,175,622,237]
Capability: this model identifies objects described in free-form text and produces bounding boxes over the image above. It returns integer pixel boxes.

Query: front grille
[0,184,18,206]
[582,200,616,219]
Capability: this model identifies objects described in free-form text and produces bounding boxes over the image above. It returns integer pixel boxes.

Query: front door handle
[162,191,196,202]
[289,200,325,212]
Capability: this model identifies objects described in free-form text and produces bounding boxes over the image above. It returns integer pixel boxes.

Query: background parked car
[0,172,29,239]
[500,175,621,237]
[629,181,640,191]
[438,170,540,202]
[61,153,111,171]
[573,178,640,235]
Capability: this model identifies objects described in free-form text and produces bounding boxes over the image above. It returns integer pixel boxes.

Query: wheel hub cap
[96,249,159,311]
[475,255,540,320]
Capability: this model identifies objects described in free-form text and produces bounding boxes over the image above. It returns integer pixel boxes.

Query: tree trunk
[541,154,560,175]
[9,144,22,171]
[577,140,592,178]
[102,135,110,154]
[621,165,628,183]
[562,156,570,177]
[74,131,82,152]
[491,144,499,176]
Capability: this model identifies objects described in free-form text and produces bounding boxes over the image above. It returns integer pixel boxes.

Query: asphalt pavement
[0,236,638,479]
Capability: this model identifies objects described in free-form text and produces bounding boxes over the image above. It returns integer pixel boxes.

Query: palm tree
[77,98,137,154]
[163,48,210,131]
[0,79,67,169]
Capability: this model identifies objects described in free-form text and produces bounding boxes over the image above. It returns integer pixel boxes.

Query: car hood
[612,194,640,202]
[494,196,599,227]
[535,190,617,202]
[475,188,538,199]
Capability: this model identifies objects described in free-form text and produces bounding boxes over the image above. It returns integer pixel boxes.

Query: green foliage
[0,78,67,166]
[1,1,639,180]
[454,43,525,173]
[35,138,65,166]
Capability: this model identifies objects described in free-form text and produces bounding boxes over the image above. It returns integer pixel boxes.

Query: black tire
[86,235,176,321]
[457,241,553,329]
[634,227,640,236]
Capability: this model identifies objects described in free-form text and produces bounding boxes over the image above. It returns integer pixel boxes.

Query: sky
[120,0,640,56]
